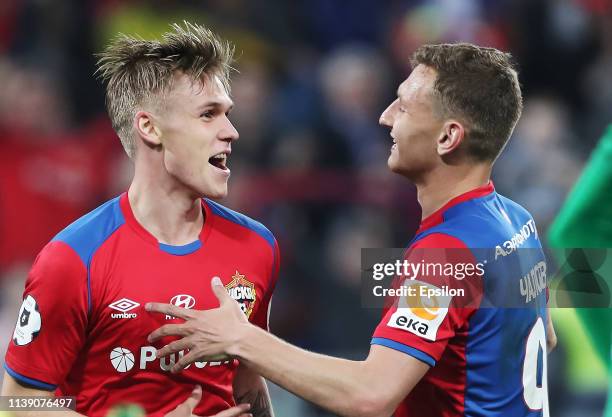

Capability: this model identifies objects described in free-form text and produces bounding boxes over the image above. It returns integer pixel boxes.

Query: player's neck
[416,164,491,220]
[128,171,204,246]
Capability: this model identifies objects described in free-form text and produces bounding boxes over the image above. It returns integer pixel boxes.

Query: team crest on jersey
[225,271,257,318]
[387,280,452,341]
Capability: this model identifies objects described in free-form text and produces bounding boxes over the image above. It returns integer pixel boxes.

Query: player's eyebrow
[197,101,234,113]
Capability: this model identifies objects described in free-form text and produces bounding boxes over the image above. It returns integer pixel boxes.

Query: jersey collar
[416,181,495,234]
[119,192,213,254]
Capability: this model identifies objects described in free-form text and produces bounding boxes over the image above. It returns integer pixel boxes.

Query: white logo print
[171,295,196,309]
[110,347,135,372]
[108,298,140,319]
[387,280,452,342]
[110,346,232,372]
[166,294,196,320]
[13,295,42,346]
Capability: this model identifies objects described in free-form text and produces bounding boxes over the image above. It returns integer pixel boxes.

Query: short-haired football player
[2,22,278,417]
[147,43,555,417]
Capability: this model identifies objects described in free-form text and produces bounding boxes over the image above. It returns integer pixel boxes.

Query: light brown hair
[96,22,235,158]
[411,43,523,162]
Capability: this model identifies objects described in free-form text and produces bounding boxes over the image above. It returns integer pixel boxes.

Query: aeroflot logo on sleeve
[108,298,140,319]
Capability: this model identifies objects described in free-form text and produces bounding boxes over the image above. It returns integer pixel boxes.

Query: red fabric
[373,233,483,417]
[5,194,278,417]
[372,183,493,417]
[5,241,89,384]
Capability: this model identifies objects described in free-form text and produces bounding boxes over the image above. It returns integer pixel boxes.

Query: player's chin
[202,180,229,200]
[387,155,402,174]
[198,166,230,199]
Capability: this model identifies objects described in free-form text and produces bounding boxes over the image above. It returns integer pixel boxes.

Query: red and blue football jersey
[372,182,549,417]
[5,193,280,417]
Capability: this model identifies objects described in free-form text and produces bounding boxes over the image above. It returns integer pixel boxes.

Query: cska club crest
[225,271,257,318]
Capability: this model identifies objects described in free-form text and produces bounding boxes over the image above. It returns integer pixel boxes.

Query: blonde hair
[96,22,235,158]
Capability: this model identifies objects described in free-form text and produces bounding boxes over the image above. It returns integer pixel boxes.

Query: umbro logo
[109,298,139,319]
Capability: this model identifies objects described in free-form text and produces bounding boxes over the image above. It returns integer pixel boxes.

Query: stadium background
[0,0,610,416]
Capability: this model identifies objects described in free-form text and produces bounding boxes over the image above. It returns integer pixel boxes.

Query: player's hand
[164,385,252,417]
[146,277,252,372]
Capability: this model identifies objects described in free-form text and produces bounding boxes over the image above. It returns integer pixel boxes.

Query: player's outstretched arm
[1,372,87,417]
[147,279,429,417]
[233,364,274,417]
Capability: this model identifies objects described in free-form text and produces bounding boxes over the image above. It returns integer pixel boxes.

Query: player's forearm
[230,325,390,417]
[233,364,274,417]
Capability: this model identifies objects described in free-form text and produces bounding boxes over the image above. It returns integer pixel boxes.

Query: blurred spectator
[319,44,391,169]
[0,61,118,273]
[494,96,584,232]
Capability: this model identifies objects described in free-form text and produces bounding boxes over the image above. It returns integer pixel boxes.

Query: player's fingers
[173,350,232,373]
[155,338,192,359]
[168,385,201,416]
[211,276,233,306]
[182,385,202,411]
[210,403,251,417]
[148,324,190,343]
[171,349,203,373]
[145,302,194,320]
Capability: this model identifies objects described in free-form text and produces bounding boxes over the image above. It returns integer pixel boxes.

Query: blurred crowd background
[0,0,611,416]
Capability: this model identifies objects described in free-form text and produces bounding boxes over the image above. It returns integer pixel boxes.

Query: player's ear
[134,111,163,149]
[437,120,465,157]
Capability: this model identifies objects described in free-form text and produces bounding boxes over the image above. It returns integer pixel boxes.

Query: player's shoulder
[52,195,125,265]
[495,192,535,223]
[204,198,276,249]
[420,192,536,247]
[411,232,468,249]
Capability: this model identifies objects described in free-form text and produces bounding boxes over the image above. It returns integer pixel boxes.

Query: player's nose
[379,101,395,128]
[219,116,239,142]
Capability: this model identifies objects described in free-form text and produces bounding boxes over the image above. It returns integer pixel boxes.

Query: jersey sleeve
[371,233,483,366]
[251,238,280,331]
[4,240,89,390]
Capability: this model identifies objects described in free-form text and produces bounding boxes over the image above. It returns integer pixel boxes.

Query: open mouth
[208,151,230,171]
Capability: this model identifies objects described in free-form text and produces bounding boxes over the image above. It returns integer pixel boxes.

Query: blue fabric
[52,196,125,312]
[411,191,548,416]
[205,199,275,249]
[371,337,436,367]
[52,196,125,265]
[4,363,56,391]
[159,240,202,255]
